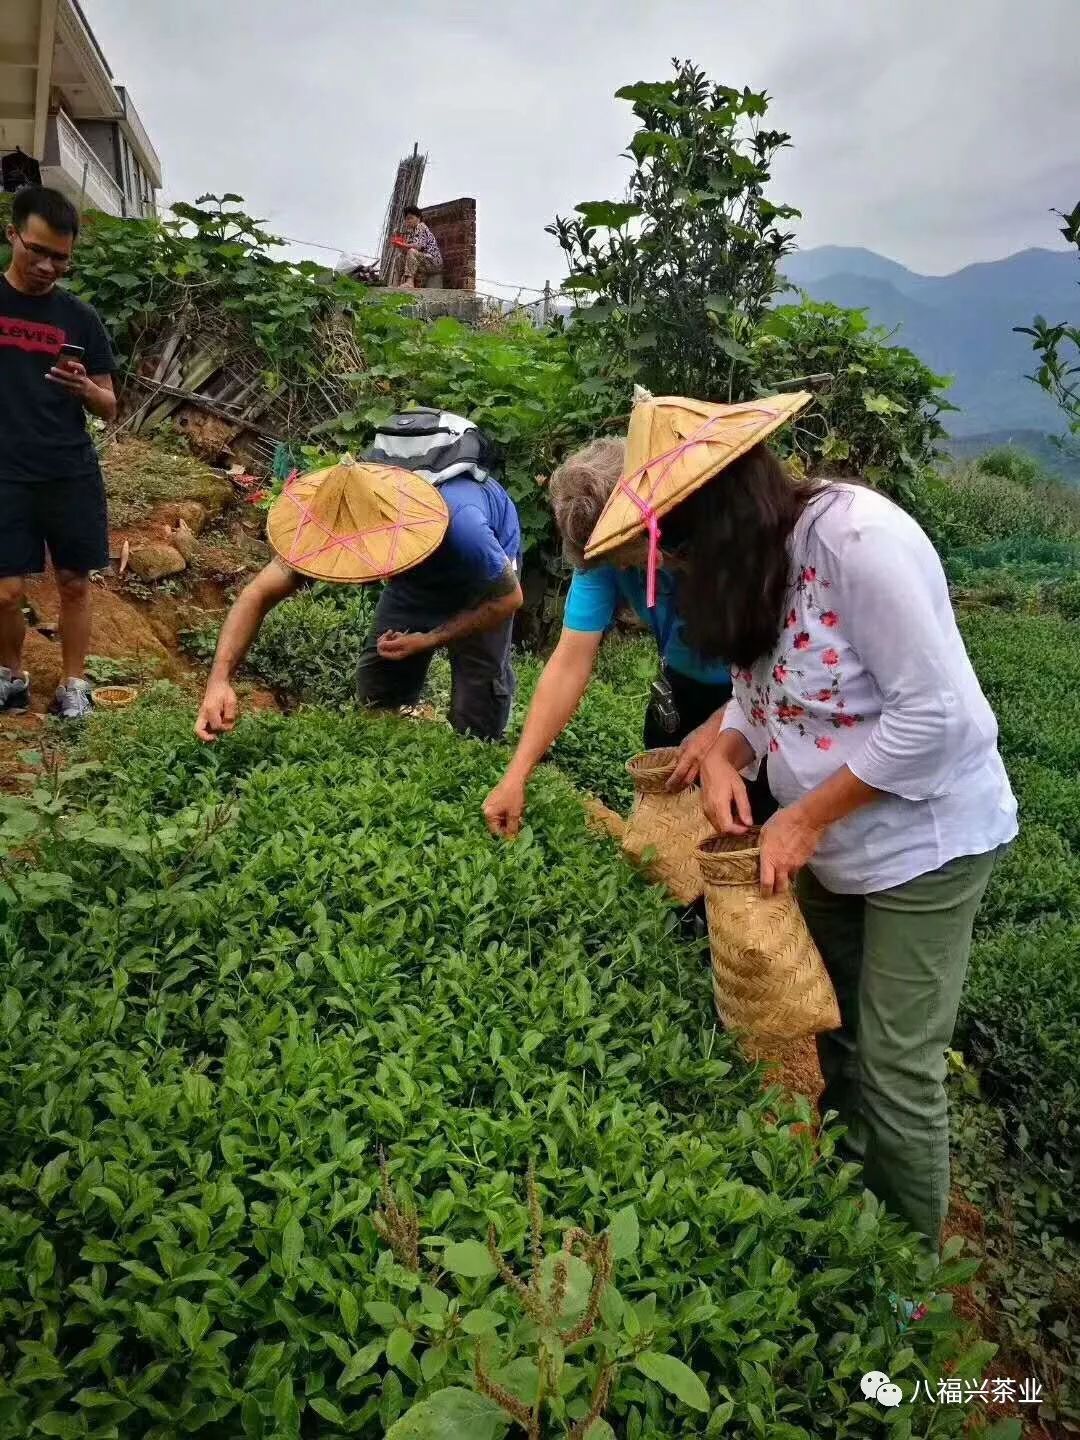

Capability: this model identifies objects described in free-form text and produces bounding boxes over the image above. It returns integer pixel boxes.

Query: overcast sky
[86,0,1077,300]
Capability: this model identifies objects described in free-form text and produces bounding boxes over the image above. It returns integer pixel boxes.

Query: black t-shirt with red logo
[0,275,117,483]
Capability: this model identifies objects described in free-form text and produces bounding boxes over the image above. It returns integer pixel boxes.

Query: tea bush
[0,703,988,1440]
[925,461,1080,550]
[955,611,1080,1198]
[182,584,376,709]
[184,592,650,810]
[513,642,649,814]
[971,446,1050,489]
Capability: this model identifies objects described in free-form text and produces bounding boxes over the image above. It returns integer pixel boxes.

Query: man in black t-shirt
[0,187,117,718]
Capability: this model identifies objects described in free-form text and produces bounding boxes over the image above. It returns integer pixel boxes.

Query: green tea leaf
[272,1374,300,1436]
[420,1345,448,1381]
[932,1258,982,1288]
[280,1216,304,1274]
[339,1288,359,1336]
[386,1326,414,1368]
[340,1340,384,1387]
[441,1239,497,1278]
[31,1417,83,1439]
[176,1297,210,1351]
[636,1351,710,1412]
[309,1396,347,1425]
[30,1235,56,1284]
[609,1204,639,1260]
[707,1399,736,1432]
[37,1151,71,1206]
[461,1308,502,1335]
[385,1386,510,1439]
[246,1340,286,1388]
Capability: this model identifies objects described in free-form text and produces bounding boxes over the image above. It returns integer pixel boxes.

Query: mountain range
[779,244,1079,442]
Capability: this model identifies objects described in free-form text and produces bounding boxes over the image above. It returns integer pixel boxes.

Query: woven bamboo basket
[92,685,139,710]
[696,830,840,1040]
[582,795,626,844]
[622,748,712,904]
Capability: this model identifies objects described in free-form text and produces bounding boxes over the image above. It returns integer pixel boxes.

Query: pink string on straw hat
[615,405,781,608]
[281,469,447,576]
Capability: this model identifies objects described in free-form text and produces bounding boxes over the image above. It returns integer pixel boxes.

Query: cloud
[84,0,1078,289]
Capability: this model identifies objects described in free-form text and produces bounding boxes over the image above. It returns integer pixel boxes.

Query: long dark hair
[661,443,823,667]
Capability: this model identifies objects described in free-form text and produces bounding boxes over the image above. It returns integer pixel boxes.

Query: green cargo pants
[796,848,1002,1246]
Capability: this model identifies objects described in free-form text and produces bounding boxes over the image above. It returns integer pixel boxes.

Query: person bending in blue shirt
[483,438,773,837]
[195,465,522,743]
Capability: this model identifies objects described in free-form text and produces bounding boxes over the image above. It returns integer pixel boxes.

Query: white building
[0,0,161,219]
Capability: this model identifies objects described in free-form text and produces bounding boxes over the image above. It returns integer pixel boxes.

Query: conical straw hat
[583,392,812,603]
[266,458,449,583]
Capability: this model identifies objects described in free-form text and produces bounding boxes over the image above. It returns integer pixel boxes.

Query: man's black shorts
[0,473,110,578]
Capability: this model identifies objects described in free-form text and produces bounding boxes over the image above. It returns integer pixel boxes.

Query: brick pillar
[422,198,476,291]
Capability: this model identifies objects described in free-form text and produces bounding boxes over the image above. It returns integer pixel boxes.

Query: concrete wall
[423,198,476,292]
[75,119,119,180]
[70,117,154,216]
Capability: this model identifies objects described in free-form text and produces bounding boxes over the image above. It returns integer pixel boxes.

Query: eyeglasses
[13,232,73,270]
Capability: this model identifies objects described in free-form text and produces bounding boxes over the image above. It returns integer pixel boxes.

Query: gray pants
[355,584,516,741]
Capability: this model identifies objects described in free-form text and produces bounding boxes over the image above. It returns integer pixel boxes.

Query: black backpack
[363,408,501,486]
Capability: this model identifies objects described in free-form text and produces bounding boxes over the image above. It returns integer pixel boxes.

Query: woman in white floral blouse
[660,443,1017,1250]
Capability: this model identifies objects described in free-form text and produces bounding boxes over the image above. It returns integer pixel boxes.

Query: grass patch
[102,434,232,529]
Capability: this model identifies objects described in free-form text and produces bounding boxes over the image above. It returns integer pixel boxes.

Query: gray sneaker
[0,666,30,712]
[52,677,94,720]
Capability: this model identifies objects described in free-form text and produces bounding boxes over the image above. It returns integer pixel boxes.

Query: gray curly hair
[548,437,625,568]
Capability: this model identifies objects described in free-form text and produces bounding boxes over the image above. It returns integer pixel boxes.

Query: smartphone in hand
[47,342,87,394]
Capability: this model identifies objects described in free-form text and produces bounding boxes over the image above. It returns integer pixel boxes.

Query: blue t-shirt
[563,565,731,686]
[388,475,521,615]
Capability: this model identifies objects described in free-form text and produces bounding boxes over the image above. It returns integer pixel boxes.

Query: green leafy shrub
[1041,572,1080,621]
[929,464,1080,549]
[952,613,1080,1208]
[1006,758,1080,851]
[183,584,376,708]
[962,921,1080,1169]
[329,315,610,568]
[960,610,1080,774]
[949,1089,1078,1429]
[513,650,645,814]
[972,446,1048,489]
[0,703,982,1439]
[944,535,1080,617]
[185,590,650,810]
[246,584,375,707]
[946,534,1080,577]
[753,301,951,493]
[0,194,360,394]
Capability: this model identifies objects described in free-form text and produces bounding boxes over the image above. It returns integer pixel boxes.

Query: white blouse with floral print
[721,484,1018,894]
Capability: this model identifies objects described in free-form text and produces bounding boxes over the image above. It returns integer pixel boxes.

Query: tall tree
[548,60,800,401]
